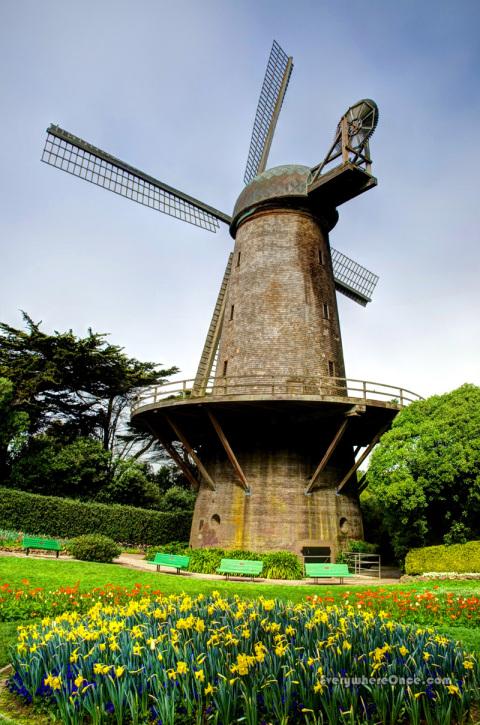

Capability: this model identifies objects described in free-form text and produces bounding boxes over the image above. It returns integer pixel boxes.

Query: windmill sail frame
[243,41,293,185]
[42,125,230,232]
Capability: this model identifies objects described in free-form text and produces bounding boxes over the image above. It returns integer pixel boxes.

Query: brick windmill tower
[41,42,419,560]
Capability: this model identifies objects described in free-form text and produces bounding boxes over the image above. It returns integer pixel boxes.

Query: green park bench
[304,562,353,584]
[148,553,190,574]
[22,536,62,558]
[216,558,263,581]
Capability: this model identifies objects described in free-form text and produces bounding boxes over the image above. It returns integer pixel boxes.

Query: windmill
[42,41,419,559]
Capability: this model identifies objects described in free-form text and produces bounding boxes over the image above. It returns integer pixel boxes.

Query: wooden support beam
[143,421,199,491]
[357,473,368,494]
[207,409,250,493]
[305,418,349,495]
[164,414,216,491]
[337,423,390,494]
[341,116,350,164]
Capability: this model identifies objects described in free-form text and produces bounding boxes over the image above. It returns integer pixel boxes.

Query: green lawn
[0,556,479,667]
[2,556,480,598]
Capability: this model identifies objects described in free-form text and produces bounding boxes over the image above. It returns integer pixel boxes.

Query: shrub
[145,542,189,560]
[443,522,472,545]
[160,486,196,512]
[144,545,303,579]
[336,539,377,564]
[405,540,480,575]
[0,528,22,551]
[0,487,192,546]
[260,551,303,580]
[66,535,121,563]
[186,547,225,575]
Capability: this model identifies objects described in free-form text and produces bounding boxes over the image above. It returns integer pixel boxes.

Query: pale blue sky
[0,0,479,398]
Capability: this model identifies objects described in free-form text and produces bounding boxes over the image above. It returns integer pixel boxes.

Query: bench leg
[176,567,180,575]
[56,551,59,559]
[25,549,29,556]
[340,578,343,584]
[156,565,160,573]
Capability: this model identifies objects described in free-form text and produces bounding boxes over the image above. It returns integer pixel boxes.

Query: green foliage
[94,459,163,509]
[260,551,303,580]
[160,485,196,512]
[0,529,22,551]
[144,545,302,580]
[366,384,480,562]
[66,535,121,563]
[8,438,185,512]
[0,487,192,546]
[145,541,189,556]
[444,522,472,546]
[8,436,111,499]
[359,489,396,563]
[0,313,176,465]
[405,540,480,575]
[336,539,377,564]
[153,465,190,493]
[0,378,29,476]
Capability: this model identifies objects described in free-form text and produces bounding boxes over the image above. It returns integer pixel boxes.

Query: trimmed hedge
[0,487,192,546]
[145,545,303,580]
[405,540,480,575]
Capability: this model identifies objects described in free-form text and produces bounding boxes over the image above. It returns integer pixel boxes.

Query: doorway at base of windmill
[301,545,332,567]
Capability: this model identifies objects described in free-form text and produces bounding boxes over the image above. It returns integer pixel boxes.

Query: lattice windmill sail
[42,43,378,307]
[244,40,293,184]
[42,125,229,231]
[41,40,416,560]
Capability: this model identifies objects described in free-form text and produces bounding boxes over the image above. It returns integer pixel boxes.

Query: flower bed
[9,592,479,724]
[0,581,161,621]
[309,588,480,626]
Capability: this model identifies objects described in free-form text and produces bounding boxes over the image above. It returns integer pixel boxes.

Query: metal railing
[132,374,422,414]
[342,552,382,579]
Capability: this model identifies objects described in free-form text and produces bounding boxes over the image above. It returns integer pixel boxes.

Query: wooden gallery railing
[132,374,422,414]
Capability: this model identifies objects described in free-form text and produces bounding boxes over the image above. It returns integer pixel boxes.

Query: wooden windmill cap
[230,164,338,237]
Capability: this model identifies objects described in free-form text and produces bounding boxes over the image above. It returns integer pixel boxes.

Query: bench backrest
[23,536,61,550]
[305,563,350,575]
[219,558,263,573]
[152,553,190,567]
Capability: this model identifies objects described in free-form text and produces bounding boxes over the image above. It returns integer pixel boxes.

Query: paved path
[116,554,401,586]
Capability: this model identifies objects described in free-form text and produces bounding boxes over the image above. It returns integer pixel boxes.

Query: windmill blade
[331,247,379,306]
[244,41,293,185]
[42,125,230,232]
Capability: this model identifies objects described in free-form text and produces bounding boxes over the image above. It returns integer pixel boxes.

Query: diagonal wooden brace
[305,418,349,495]
[206,409,250,493]
[142,420,199,491]
[336,422,391,494]
[164,414,216,491]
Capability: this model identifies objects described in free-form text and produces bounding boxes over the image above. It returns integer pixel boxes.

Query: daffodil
[446,684,460,696]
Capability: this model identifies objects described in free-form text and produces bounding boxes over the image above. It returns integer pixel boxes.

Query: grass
[0,622,20,672]
[2,556,480,598]
[0,556,479,664]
